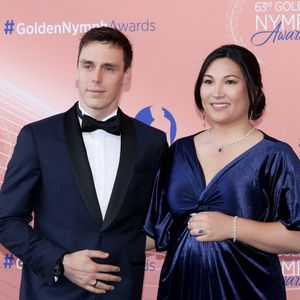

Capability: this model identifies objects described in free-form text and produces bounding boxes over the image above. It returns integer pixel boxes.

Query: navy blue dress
[144,133,300,300]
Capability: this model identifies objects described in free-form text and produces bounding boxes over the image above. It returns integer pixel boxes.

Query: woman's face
[200,57,250,126]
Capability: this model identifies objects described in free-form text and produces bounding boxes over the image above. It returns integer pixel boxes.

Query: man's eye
[83,65,92,70]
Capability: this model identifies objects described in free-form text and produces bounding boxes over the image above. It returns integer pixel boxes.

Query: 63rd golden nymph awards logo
[226,0,300,46]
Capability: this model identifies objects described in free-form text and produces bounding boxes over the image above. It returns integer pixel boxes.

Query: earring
[249,111,253,121]
[202,112,206,127]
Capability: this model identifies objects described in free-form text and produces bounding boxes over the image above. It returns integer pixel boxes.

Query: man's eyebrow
[79,59,93,64]
[102,63,119,68]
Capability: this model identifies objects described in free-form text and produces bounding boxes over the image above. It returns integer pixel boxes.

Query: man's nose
[92,69,103,83]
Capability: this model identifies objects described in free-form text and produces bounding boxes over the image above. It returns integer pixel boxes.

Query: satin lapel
[102,112,137,231]
[64,104,103,227]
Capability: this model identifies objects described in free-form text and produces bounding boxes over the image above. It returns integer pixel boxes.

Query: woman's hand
[188,211,234,242]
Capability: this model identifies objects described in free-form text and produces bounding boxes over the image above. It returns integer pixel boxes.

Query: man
[0,27,167,299]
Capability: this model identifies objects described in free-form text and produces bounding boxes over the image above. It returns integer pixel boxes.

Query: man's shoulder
[23,112,65,133]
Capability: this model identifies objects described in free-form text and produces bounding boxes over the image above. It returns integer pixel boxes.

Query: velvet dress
[144,133,300,300]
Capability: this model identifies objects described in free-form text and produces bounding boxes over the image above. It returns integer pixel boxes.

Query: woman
[144,44,300,300]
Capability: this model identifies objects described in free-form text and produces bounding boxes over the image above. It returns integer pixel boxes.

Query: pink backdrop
[0,1,299,299]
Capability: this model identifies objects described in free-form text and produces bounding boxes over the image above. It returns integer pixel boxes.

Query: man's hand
[63,249,121,294]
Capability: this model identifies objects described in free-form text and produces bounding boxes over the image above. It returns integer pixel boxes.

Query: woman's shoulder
[262,132,296,152]
[259,131,299,162]
[170,132,203,148]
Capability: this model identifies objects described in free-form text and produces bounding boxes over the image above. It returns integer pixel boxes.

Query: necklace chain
[208,127,256,153]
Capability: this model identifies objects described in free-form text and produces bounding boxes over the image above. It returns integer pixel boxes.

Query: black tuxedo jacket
[0,103,168,300]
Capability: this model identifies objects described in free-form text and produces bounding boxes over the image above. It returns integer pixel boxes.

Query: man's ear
[75,71,79,88]
[123,67,132,85]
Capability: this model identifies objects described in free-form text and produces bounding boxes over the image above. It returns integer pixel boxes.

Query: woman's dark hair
[194,44,265,120]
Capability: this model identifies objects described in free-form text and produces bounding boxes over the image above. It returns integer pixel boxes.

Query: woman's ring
[198,227,205,236]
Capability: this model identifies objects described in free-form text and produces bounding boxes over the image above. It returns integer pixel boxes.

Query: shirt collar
[78,101,118,121]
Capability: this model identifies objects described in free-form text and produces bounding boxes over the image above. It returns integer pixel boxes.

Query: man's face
[77,41,130,119]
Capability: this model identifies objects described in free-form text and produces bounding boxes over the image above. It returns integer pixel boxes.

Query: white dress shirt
[78,102,121,218]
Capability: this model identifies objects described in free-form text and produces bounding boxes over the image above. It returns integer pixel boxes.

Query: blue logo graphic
[135,106,176,144]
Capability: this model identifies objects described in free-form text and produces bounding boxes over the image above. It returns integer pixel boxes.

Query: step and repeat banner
[0,1,299,299]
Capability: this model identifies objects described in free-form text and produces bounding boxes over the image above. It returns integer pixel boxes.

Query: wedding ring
[198,227,205,236]
[93,280,99,288]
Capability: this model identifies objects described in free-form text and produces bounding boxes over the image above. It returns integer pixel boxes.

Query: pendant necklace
[208,126,256,153]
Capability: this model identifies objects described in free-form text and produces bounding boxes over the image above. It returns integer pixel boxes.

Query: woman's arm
[188,211,300,254]
[145,236,155,251]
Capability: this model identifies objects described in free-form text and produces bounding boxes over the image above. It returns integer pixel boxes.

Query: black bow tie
[77,105,121,135]
[81,114,121,135]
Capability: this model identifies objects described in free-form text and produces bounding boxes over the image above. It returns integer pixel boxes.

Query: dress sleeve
[267,144,300,230]
[143,147,174,251]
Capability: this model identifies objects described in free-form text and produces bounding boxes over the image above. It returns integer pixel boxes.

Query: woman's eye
[226,80,236,84]
[203,79,212,84]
